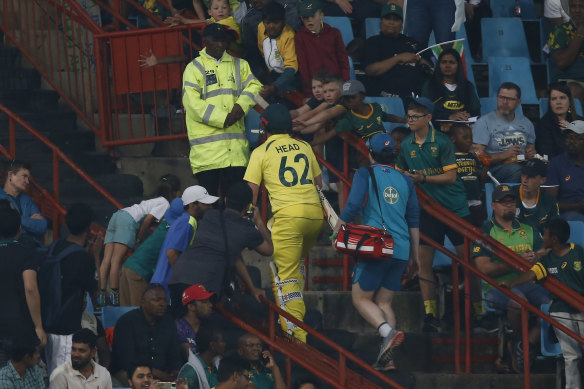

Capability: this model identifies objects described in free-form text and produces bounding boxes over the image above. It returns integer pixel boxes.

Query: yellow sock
[424,300,437,317]
[473,301,485,317]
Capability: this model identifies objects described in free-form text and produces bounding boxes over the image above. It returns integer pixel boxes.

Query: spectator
[501,219,584,388]
[421,48,480,131]
[333,133,419,371]
[44,203,101,375]
[111,284,183,384]
[318,0,382,21]
[535,82,581,159]
[548,0,584,100]
[126,365,155,389]
[178,327,225,389]
[0,160,47,248]
[513,159,559,234]
[98,174,180,307]
[137,0,171,28]
[0,337,44,389]
[474,185,549,374]
[237,334,286,389]
[168,182,273,306]
[464,0,492,61]
[80,295,110,369]
[176,284,215,358]
[290,70,328,120]
[472,82,536,183]
[257,2,298,99]
[150,186,218,303]
[170,0,244,24]
[183,23,262,196]
[244,104,324,342]
[404,0,456,50]
[214,356,250,389]
[395,98,471,332]
[292,376,322,389]
[120,198,185,307]
[363,3,431,98]
[545,0,571,26]
[295,0,349,98]
[545,120,584,222]
[390,126,411,157]
[0,202,46,367]
[50,329,112,389]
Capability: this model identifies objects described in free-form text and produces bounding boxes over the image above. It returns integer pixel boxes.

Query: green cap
[381,2,403,19]
[299,0,322,17]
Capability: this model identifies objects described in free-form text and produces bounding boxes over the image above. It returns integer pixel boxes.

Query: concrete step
[0,68,40,89]
[410,373,556,389]
[0,46,21,69]
[0,89,60,112]
[0,110,76,132]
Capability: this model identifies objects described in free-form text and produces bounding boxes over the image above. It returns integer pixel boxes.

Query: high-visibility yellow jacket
[182,48,262,174]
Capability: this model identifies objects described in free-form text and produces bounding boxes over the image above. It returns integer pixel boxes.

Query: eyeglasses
[406,114,427,122]
[497,95,518,102]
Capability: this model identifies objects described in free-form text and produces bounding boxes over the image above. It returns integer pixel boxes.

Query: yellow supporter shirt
[209,16,242,44]
[244,134,322,217]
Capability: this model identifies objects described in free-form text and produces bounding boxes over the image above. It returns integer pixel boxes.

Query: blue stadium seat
[245,108,262,149]
[568,221,584,246]
[482,18,531,59]
[365,18,380,39]
[102,306,137,329]
[432,236,455,267]
[540,303,562,357]
[539,98,584,118]
[348,56,356,80]
[323,17,354,46]
[488,56,538,104]
[491,0,537,18]
[480,97,524,116]
[363,96,405,131]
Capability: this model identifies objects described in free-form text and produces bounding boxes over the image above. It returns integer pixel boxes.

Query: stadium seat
[365,18,380,39]
[245,108,262,149]
[323,17,354,46]
[363,96,405,132]
[538,98,584,118]
[491,0,537,18]
[540,303,562,357]
[488,56,538,104]
[432,236,455,267]
[482,18,531,59]
[348,56,356,80]
[102,306,137,329]
[428,27,477,85]
[568,221,584,246]
[480,97,524,116]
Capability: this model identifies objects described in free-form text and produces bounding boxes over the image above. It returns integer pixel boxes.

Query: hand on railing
[139,49,158,68]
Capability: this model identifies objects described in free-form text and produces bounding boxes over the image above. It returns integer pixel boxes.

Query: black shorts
[420,209,471,247]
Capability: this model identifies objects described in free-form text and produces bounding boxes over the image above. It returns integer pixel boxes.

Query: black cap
[260,104,292,133]
[203,23,238,40]
[521,158,547,178]
[492,184,516,202]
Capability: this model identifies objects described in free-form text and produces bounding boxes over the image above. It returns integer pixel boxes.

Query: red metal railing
[217,297,406,389]
[0,103,122,238]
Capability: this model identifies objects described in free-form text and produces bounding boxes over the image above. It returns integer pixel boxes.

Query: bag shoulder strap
[45,239,84,265]
[366,166,388,231]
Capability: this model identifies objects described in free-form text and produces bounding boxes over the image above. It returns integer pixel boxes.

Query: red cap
[182,284,215,306]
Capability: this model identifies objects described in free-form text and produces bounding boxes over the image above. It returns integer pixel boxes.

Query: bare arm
[248,182,260,205]
[136,214,156,243]
[23,270,46,347]
[263,351,287,389]
[551,26,584,69]
[310,129,337,146]
[96,337,112,369]
[406,168,457,185]
[293,102,328,122]
[314,174,323,189]
[365,52,419,76]
[475,256,512,277]
[166,249,182,267]
[473,143,522,165]
[501,269,537,289]
[298,106,345,134]
[192,0,206,20]
[235,258,266,302]
[252,207,274,256]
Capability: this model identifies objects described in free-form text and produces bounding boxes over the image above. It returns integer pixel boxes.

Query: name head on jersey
[261,103,292,134]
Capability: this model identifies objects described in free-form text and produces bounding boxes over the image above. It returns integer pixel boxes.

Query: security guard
[183,23,262,196]
[244,104,324,342]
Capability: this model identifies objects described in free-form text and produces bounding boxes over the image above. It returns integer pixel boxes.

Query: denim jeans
[405,0,456,50]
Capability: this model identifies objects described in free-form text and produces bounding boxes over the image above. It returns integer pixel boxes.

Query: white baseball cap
[181,185,219,205]
[564,120,584,135]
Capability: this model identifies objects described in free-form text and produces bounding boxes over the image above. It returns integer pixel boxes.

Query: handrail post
[464,237,472,373]
[522,306,530,389]
[52,152,60,205]
[269,306,275,341]
[114,0,120,30]
[9,117,15,157]
[452,253,461,374]
[339,353,346,387]
[285,357,291,389]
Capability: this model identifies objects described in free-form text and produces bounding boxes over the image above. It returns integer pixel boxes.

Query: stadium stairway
[0,30,143,228]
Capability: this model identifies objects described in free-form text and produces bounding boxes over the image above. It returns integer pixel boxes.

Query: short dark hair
[293,376,322,389]
[262,2,285,21]
[226,182,252,212]
[10,337,39,362]
[390,126,410,138]
[498,82,521,99]
[370,150,395,164]
[126,364,151,380]
[65,203,96,235]
[449,123,471,138]
[546,218,571,244]
[142,283,166,298]
[312,70,329,84]
[3,159,31,181]
[323,73,344,88]
[153,174,181,203]
[72,328,97,349]
[217,355,250,383]
[0,204,21,238]
[196,326,223,353]
[407,101,431,115]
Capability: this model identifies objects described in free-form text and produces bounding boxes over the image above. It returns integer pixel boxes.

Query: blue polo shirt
[545,152,584,204]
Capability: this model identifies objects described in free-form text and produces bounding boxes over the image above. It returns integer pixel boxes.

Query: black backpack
[38,239,85,330]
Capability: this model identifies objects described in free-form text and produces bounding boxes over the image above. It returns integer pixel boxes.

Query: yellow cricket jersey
[244,134,322,216]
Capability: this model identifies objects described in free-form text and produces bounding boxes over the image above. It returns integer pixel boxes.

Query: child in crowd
[166,0,245,25]
[290,70,329,120]
[449,124,486,227]
[391,126,410,158]
[98,174,181,307]
[295,0,350,98]
[257,2,298,99]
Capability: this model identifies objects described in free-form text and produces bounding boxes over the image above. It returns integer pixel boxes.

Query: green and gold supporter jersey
[247,365,275,389]
[531,243,584,313]
[396,126,469,217]
[472,218,542,293]
[244,134,322,216]
[334,103,386,140]
[513,185,559,235]
[455,152,482,202]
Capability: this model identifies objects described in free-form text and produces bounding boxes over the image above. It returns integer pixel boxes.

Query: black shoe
[423,314,441,332]
[510,340,536,373]
[472,315,499,334]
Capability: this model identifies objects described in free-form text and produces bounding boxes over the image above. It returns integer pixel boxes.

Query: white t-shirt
[49,360,112,389]
[544,0,570,23]
[123,197,170,223]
